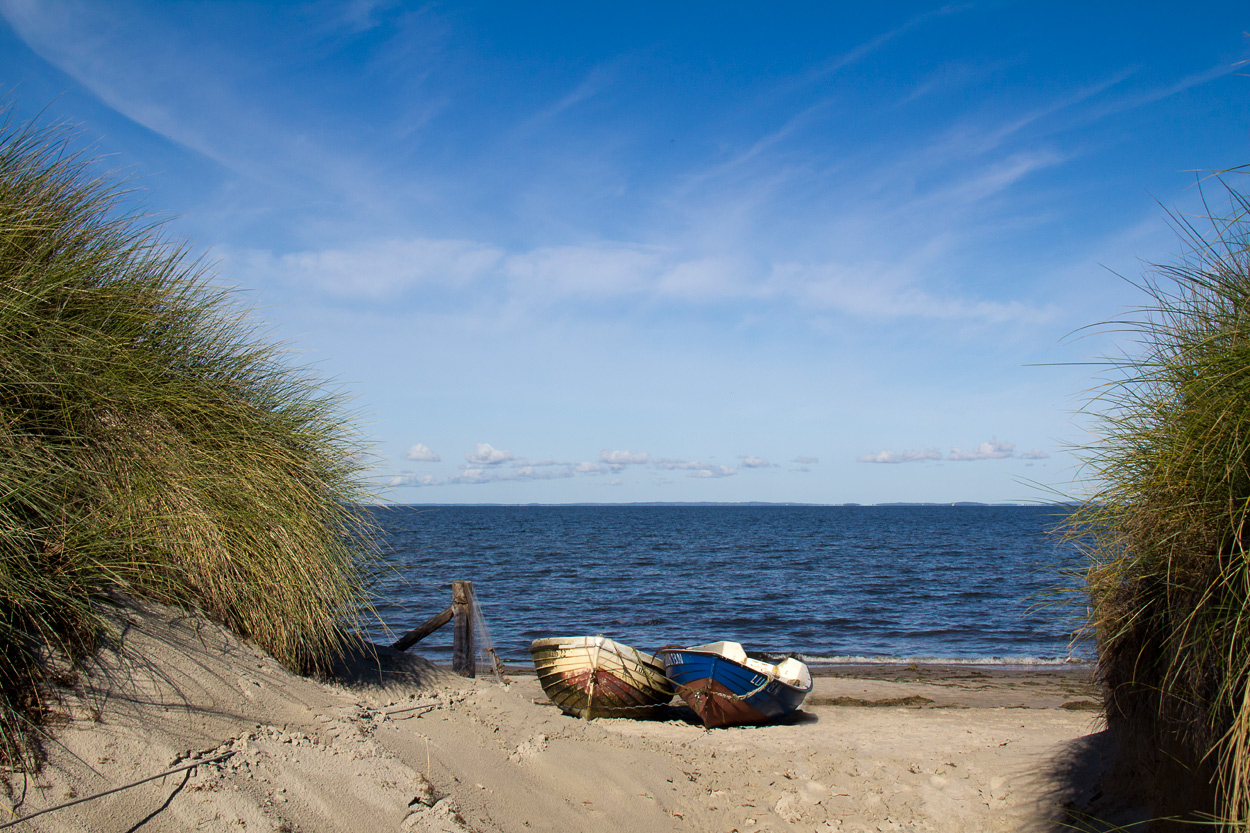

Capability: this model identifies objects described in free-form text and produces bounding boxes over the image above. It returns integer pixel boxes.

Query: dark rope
[122,766,192,833]
[0,751,234,830]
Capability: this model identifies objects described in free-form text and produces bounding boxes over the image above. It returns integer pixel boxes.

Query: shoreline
[506,662,1101,713]
[11,601,1131,832]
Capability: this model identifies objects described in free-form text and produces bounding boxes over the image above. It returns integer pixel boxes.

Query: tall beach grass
[1070,173,1250,827]
[0,110,378,770]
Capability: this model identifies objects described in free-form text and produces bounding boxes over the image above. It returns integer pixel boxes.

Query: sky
[1,2,1247,505]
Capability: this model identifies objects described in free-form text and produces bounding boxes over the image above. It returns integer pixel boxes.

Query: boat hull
[530,636,673,720]
[661,644,811,728]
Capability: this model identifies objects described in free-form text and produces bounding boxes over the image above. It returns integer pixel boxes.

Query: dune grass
[1069,173,1250,826]
[0,111,379,770]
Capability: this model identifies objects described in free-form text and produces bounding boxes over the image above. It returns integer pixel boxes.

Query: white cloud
[655,459,703,471]
[1021,448,1049,460]
[692,465,737,479]
[792,456,820,465]
[857,449,943,464]
[947,440,1015,461]
[405,443,441,462]
[445,465,576,485]
[388,443,784,489]
[655,459,738,478]
[466,442,514,465]
[601,449,649,468]
[448,467,492,484]
[388,472,437,487]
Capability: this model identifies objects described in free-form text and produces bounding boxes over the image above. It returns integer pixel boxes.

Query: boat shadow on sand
[656,703,819,728]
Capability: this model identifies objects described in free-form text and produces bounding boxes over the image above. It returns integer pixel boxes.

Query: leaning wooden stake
[451,579,475,678]
[391,605,454,652]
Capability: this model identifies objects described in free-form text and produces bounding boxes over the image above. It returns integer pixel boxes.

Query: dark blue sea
[365,504,1089,667]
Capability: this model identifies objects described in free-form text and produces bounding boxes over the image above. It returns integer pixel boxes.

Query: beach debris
[401,794,468,832]
[410,772,439,807]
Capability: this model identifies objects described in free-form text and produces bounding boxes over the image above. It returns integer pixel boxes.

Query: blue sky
[2,2,1247,504]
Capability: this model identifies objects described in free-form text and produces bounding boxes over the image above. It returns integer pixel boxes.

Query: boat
[660,641,812,727]
[529,636,674,719]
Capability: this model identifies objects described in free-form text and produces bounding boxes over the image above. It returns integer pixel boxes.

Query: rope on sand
[0,751,235,829]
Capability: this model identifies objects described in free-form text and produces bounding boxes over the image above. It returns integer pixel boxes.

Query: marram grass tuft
[0,110,379,769]
[1069,172,1250,827]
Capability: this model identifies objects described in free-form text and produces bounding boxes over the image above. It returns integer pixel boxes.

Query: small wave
[793,654,1092,667]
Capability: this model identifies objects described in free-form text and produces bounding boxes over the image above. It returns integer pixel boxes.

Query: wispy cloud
[858,440,1049,464]
[231,235,1055,325]
[446,465,576,485]
[512,63,617,136]
[232,239,504,299]
[332,0,402,35]
[654,459,737,479]
[503,244,662,300]
[1081,61,1242,127]
[387,444,767,487]
[792,4,971,90]
[387,472,437,487]
[385,447,760,487]
[857,449,944,464]
[0,0,222,162]
[770,261,1059,324]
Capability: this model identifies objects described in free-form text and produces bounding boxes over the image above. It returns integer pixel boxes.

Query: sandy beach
[4,600,1131,832]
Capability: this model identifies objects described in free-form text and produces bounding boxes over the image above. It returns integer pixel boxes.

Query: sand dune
[4,600,1132,832]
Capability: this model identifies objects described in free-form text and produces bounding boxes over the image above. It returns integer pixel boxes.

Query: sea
[365,504,1091,668]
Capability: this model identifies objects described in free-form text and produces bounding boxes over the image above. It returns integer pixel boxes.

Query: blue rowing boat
[660,641,812,727]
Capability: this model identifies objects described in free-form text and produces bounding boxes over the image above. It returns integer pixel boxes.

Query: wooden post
[391,606,454,652]
[451,579,475,678]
